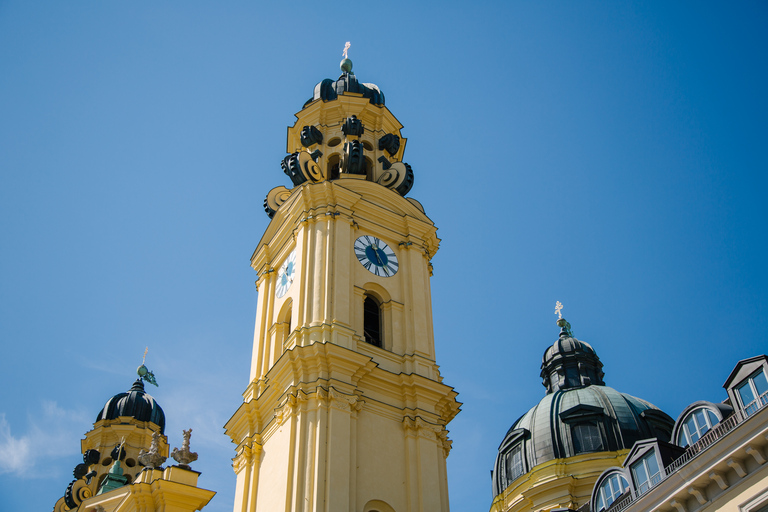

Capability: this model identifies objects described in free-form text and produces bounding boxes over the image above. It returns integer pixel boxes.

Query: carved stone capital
[275,391,307,425]
[329,387,361,412]
[402,416,443,441]
[232,439,263,474]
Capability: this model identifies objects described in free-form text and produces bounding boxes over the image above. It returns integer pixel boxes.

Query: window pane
[684,416,699,444]
[693,409,706,430]
[595,493,605,512]
[738,380,756,406]
[645,452,660,477]
[505,445,523,483]
[678,418,692,447]
[573,423,604,453]
[753,370,768,396]
[632,461,648,487]
[706,409,719,427]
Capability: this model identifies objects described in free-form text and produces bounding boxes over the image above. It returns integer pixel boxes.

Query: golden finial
[342,41,351,59]
[142,346,148,364]
[555,301,564,320]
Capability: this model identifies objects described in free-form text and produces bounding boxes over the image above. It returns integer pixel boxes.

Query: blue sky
[1,2,766,511]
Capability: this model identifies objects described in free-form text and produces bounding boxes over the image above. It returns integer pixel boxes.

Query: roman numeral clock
[354,235,399,277]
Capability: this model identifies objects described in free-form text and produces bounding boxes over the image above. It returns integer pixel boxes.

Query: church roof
[95,379,166,433]
[491,319,674,497]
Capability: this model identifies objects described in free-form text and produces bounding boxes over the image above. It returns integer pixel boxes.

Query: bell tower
[225,53,460,512]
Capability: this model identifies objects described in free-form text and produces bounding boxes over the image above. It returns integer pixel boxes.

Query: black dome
[96,379,165,433]
[491,384,674,496]
[491,323,675,497]
[541,327,606,393]
[306,72,385,107]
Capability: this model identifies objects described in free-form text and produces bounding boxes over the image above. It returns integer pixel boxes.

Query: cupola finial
[554,301,574,338]
[137,346,158,386]
[340,41,353,74]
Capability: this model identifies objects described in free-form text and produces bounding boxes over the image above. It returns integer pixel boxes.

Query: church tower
[225,53,460,512]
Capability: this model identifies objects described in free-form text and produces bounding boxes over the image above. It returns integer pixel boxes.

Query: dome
[306,71,385,107]
[95,379,165,433]
[492,384,674,496]
[541,328,605,393]
[491,321,675,498]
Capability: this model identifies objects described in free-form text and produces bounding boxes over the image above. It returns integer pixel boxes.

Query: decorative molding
[341,115,364,137]
[669,499,687,512]
[726,457,747,478]
[378,133,400,156]
[688,486,708,505]
[402,416,443,441]
[342,140,365,175]
[329,387,361,412]
[709,470,729,490]
[264,186,292,218]
[746,445,766,465]
[275,390,308,426]
[301,125,323,147]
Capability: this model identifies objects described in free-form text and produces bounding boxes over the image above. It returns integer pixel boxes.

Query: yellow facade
[53,414,214,512]
[490,450,630,512]
[226,72,460,512]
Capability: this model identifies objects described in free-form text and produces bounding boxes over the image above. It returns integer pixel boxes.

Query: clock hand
[373,246,384,266]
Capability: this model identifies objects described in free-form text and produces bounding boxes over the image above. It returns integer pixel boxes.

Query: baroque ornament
[262,60,416,218]
[138,431,167,469]
[171,428,199,468]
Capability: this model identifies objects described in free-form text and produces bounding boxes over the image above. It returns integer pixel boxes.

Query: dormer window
[736,368,768,417]
[505,444,524,483]
[631,450,661,495]
[677,407,719,447]
[593,471,629,512]
[492,428,529,496]
[572,422,604,453]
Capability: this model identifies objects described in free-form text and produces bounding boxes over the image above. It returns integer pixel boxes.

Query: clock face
[275,249,297,298]
[354,235,398,277]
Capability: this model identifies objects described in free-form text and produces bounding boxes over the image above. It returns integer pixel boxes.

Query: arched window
[327,153,341,180]
[676,407,719,447]
[363,296,382,347]
[592,471,629,512]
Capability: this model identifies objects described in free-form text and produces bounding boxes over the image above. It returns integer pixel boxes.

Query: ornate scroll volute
[298,150,325,182]
[264,186,292,218]
[281,150,326,189]
[378,133,400,156]
[300,125,323,147]
[64,478,93,509]
[437,428,453,457]
[341,140,365,175]
[376,161,414,196]
[341,115,364,137]
[281,153,306,186]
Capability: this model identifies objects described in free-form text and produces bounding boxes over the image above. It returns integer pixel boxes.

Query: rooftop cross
[555,301,564,320]
[342,41,350,59]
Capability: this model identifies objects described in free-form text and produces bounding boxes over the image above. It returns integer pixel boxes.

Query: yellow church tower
[225,49,460,512]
